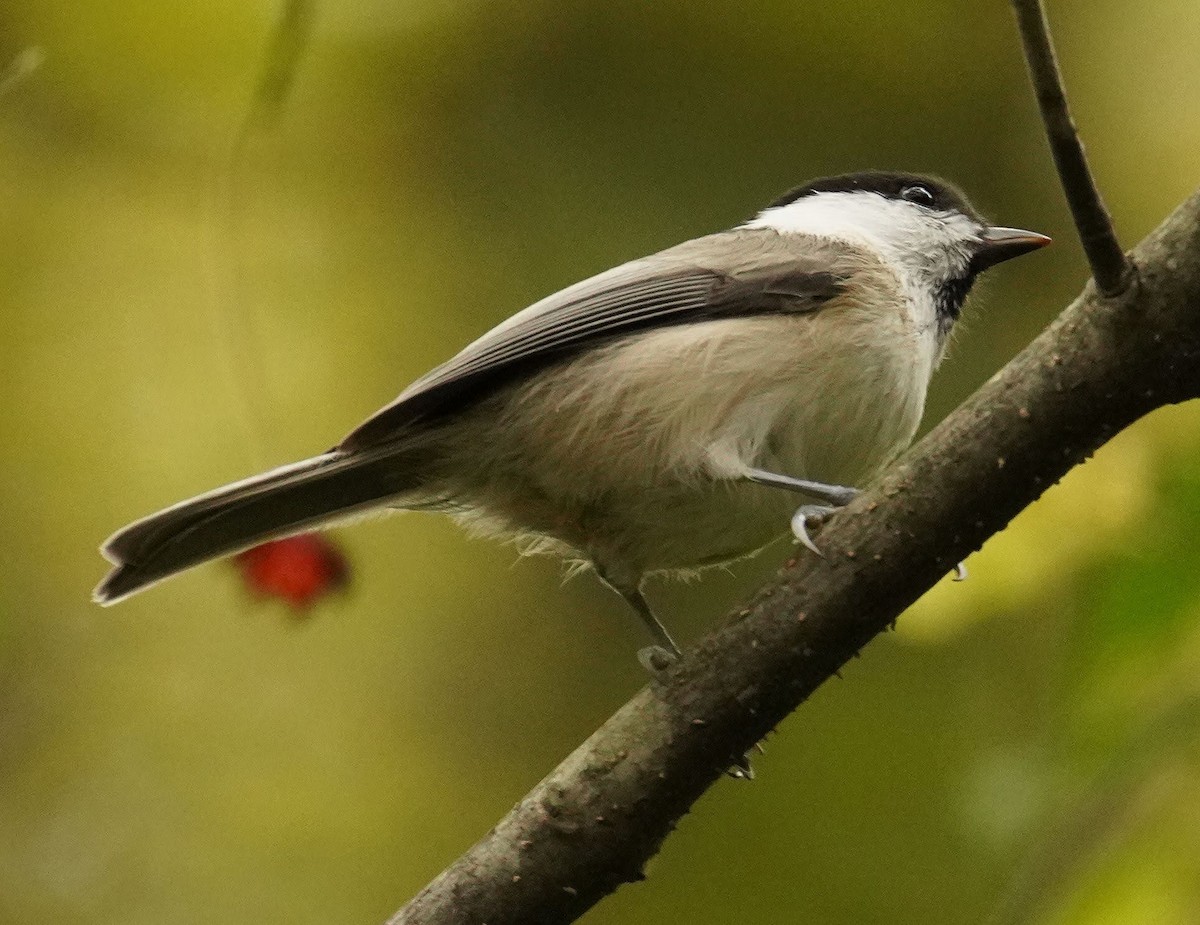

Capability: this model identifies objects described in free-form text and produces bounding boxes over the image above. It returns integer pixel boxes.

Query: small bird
[94,171,1048,664]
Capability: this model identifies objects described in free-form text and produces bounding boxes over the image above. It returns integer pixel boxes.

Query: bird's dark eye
[901,185,936,207]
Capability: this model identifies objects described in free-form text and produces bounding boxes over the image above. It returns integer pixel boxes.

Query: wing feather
[341,229,849,450]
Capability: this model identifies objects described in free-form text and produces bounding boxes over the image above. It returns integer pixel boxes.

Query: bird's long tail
[94,443,431,605]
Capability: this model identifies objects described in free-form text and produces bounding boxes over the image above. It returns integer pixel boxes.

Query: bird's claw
[638,644,679,677]
[725,753,756,780]
[952,561,968,582]
[790,504,836,556]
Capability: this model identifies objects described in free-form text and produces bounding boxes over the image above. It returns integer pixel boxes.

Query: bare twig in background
[1011,0,1131,295]
[242,0,316,134]
[209,0,318,465]
[384,7,1200,924]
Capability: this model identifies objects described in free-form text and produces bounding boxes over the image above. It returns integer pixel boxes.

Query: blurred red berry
[233,534,349,611]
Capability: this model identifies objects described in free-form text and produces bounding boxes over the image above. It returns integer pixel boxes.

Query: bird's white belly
[438,310,934,578]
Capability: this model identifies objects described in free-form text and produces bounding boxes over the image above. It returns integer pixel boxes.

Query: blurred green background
[2,1,1199,923]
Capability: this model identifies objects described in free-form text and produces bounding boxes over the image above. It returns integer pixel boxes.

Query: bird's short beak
[970,226,1052,273]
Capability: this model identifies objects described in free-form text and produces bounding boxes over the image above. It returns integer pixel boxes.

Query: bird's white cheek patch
[747,191,982,285]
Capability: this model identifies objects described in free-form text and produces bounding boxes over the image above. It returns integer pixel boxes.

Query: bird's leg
[596,570,682,675]
[746,468,969,578]
[625,587,683,676]
[743,468,859,505]
[744,467,859,554]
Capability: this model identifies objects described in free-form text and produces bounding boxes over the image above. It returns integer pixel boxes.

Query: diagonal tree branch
[1011,0,1131,295]
[385,8,1198,924]
[387,191,1200,925]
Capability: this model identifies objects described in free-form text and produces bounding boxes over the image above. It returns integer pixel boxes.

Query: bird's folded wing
[340,229,848,450]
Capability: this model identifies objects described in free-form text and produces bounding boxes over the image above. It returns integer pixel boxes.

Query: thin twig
[1011,0,1131,295]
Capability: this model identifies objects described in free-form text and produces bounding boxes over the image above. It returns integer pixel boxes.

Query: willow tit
[94,171,1048,662]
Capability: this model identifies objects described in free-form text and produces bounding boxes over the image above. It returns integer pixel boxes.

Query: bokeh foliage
[1,2,1199,923]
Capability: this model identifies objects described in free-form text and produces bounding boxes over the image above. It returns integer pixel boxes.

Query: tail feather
[94,445,428,605]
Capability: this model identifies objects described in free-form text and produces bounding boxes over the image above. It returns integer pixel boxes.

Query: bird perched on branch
[95,171,1048,667]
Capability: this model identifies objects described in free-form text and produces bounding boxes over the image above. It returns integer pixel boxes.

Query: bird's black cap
[766,171,980,221]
